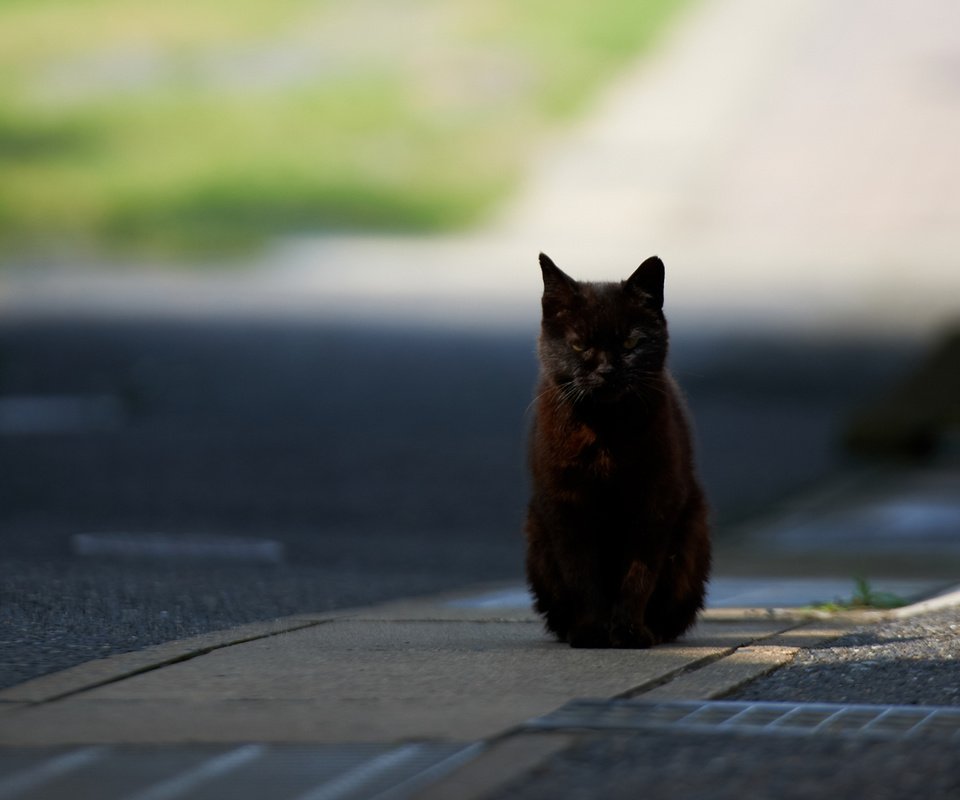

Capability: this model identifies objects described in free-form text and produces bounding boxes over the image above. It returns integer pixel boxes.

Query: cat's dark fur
[525,253,711,648]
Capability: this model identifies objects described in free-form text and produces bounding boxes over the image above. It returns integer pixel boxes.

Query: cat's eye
[570,341,586,352]
[623,334,642,349]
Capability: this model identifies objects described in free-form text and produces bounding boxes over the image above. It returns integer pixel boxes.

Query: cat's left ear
[539,252,580,318]
[625,256,664,310]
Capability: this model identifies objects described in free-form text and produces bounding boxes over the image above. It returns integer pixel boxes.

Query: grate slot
[526,699,960,741]
[821,709,879,733]
[673,702,740,726]
[715,703,763,728]
[810,707,848,734]
[872,709,930,736]
[763,705,807,729]
[731,704,789,728]
[913,709,960,738]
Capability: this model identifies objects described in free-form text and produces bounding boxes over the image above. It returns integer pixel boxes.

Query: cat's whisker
[525,379,587,414]
[524,385,558,416]
[632,373,671,400]
[554,380,583,408]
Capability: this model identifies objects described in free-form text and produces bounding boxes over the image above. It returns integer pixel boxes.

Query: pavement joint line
[619,619,808,700]
[616,647,740,700]
[700,648,803,702]
[720,618,874,698]
[14,620,329,708]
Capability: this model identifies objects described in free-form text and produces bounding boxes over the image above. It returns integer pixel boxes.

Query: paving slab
[0,605,794,746]
[640,645,804,701]
[4,577,958,747]
[0,616,327,705]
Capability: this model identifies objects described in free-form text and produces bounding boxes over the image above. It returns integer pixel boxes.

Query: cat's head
[537,252,668,403]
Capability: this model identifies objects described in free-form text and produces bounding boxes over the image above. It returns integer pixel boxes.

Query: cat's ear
[625,255,664,310]
[539,252,579,318]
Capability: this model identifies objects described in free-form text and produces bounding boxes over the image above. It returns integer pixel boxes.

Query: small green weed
[807,577,907,612]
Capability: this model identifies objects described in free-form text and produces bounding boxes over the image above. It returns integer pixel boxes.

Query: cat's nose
[596,357,614,374]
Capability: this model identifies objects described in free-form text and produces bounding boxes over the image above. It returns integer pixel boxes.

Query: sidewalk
[1,578,959,798]
[1,457,958,797]
[0,577,950,747]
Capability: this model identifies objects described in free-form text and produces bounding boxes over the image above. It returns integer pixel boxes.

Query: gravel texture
[729,606,960,706]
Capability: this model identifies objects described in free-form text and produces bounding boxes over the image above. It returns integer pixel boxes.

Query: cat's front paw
[608,622,657,649]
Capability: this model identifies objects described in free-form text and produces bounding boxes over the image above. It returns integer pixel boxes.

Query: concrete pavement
[0,583,936,746]
[0,592,822,746]
[1,579,959,798]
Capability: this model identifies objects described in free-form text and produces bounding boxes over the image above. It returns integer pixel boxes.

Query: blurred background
[0,0,683,259]
[1,0,958,689]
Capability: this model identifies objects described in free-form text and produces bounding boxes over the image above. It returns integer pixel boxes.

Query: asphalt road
[0,316,920,689]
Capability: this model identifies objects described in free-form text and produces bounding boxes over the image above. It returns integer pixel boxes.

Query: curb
[702,583,960,625]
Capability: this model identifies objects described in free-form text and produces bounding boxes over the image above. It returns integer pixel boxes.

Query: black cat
[525,253,711,648]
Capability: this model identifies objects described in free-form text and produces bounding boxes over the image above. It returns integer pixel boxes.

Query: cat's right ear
[539,252,579,319]
[625,255,665,310]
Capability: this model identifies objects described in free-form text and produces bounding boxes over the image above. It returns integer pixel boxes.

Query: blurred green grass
[0,0,689,261]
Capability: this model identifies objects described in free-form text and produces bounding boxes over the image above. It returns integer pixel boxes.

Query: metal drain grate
[0,742,482,800]
[526,699,960,741]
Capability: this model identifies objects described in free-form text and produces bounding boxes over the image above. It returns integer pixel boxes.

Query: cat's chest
[559,422,638,479]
